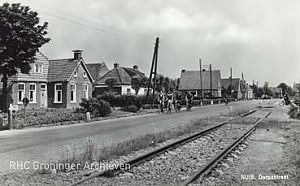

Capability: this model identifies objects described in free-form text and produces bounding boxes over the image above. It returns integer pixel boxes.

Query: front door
[40,84,47,108]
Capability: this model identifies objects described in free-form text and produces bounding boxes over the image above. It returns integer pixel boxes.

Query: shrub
[13,111,86,128]
[121,105,139,113]
[79,98,111,117]
[98,94,155,109]
[288,106,300,119]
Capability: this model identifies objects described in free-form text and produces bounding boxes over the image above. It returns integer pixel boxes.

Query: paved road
[0,100,270,173]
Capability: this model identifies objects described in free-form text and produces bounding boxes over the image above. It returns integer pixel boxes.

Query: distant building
[247,85,254,99]
[94,63,147,95]
[86,62,109,82]
[221,78,252,99]
[293,83,300,93]
[221,78,242,99]
[269,87,283,98]
[179,69,222,98]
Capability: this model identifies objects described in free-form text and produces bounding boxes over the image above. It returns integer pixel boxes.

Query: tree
[277,83,288,94]
[0,3,50,111]
[278,82,294,96]
[105,78,117,93]
[163,77,170,93]
[250,84,257,98]
[257,87,264,98]
[175,78,180,91]
[263,82,272,96]
[131,75,147,95]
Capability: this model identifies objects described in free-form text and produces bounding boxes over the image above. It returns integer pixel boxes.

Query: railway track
[182,111,272,185]
[69,109,265,186]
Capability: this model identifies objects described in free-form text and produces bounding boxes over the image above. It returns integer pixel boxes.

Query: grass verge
[57,116,227,172]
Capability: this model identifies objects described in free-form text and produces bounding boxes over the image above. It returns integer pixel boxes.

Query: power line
[19,0,154,43]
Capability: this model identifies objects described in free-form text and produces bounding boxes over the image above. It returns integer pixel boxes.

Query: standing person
[176,94,181,112]
[173,93,177,112]
[186,92,192,110]
[159,92,164,113]
[185,93,189,110]
[167,93,173,113]
[224,95,229,105]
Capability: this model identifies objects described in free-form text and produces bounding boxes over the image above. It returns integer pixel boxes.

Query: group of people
[158,92,180,113]
[157,92,194,113]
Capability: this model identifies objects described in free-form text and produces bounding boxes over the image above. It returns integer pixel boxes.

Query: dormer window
[35,64,43,73]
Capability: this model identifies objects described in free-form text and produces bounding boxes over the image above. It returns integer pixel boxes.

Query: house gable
[221,78,241,91]
[68,59,94,83]
[179,70,221,90]
[15,51,49,82]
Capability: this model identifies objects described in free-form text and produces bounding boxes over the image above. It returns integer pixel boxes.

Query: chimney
[114,63,119,68]
[181,69,186,73]
[133,65,138,70]
[73,50,83,60]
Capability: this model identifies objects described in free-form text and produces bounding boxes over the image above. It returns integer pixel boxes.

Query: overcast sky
[4,0,300,86]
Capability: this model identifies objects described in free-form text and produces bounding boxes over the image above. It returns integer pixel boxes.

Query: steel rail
[181,111,272,186]
[69,109,256,186]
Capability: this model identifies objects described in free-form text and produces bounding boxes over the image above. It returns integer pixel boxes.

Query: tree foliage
[0,3,50,76]
[105,78,117,93]
[0,3,50,110]
[263,82,272,96]
[278,82,294,96]
[152,74,176,93]
[131,75,147,95]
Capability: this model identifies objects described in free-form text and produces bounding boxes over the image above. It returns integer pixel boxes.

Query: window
[70,84,76,102]
[35,64,43,73]
[54,83,62,103]
[29,83,36,103]
[74,69,78,77]
[126,88,131,94]
[18,83,25,103]
[83,71,87,78]
[41,84,46,90]
[83,84,88,99]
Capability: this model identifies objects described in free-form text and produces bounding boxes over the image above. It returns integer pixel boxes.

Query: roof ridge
[49,58,74,62]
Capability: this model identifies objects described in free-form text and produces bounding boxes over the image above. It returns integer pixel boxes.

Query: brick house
[47,50,94,109]
[0,50,94,110]
[94,63,147,96]
[0,52,50,110]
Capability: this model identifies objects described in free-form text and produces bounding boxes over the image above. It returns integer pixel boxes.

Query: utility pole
[209,64,213,98]
[242,72,245,99]
[230,67,232,98]
[199,59,203,100]
[152,43,158,103]
[146,37,159,105]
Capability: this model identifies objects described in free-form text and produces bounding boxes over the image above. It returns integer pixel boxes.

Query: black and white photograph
[0,0,299,185]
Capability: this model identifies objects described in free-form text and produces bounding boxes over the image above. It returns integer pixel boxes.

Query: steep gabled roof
[48,58,94,82]
[86,62,109,81]
[48,58,78,82]
[221,78,240,90]
[96,66,145,85]
[179,70,221,90]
